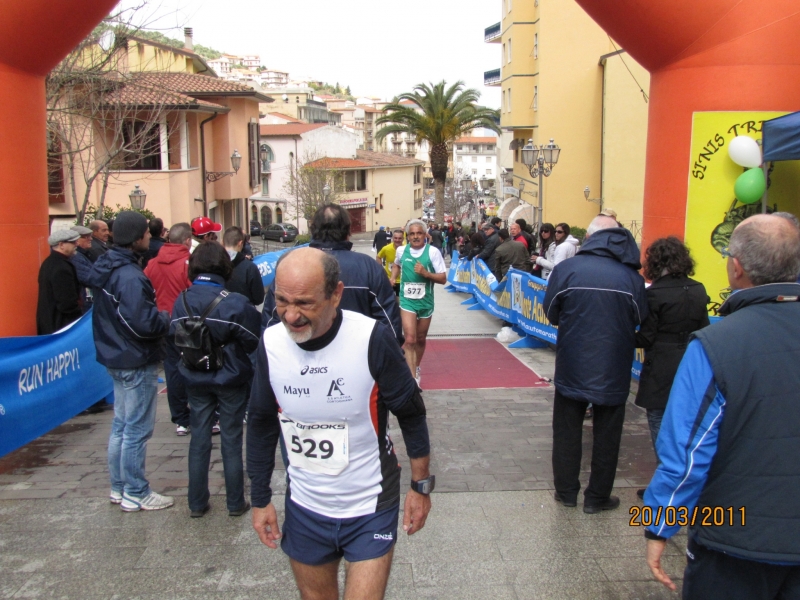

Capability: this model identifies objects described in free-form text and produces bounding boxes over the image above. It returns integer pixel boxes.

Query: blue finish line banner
[0,310,113,457]
[447,258,645,378]
[0,246,300,458]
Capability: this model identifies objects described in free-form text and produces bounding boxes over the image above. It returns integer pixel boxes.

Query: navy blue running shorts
[281,497,399,565]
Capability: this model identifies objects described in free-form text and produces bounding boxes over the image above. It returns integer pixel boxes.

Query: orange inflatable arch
[0,0,117,336]
[574,0,800,249]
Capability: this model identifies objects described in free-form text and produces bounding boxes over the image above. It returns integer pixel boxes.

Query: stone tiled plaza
[0,241,684,599]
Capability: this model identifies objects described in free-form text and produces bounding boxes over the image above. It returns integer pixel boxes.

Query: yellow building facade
[486,0,649,234]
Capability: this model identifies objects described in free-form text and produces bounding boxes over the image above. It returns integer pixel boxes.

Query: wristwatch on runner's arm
[410,476,435,495]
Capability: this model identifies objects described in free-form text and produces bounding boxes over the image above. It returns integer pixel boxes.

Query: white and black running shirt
[247,309,429,518]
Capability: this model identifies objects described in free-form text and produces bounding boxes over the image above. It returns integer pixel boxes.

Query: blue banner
[0,310,113,457]
[253,244,308,287]
[448,259,644,377]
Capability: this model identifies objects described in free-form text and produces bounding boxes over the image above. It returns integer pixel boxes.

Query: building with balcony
[261,88,342,126]
[485,0,649,230]
[453,137,498,185]
[48,31,271,233]
[257,123,359,233]
[304,151,424,234]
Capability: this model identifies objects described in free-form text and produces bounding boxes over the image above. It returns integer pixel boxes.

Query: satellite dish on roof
[282,94,288,102]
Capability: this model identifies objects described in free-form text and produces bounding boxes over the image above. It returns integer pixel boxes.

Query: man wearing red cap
[190,217,222,253]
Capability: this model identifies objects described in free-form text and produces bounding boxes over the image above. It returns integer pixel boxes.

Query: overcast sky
[129,0,502,107]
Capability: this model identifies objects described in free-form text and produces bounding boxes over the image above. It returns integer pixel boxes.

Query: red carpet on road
[420,338,550,390]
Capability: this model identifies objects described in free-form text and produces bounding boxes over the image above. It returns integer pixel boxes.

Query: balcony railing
[485,22,501,43]
[484,68,501,86]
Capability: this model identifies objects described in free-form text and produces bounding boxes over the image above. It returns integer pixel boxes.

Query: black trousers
[684,536,800,600]
[552,389,626,504]
[164,338,190,427]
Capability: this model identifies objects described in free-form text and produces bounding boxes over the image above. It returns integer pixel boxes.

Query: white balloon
[728,135,762,168]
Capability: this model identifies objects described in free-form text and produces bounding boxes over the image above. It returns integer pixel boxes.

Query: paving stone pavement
[0,245,684,599]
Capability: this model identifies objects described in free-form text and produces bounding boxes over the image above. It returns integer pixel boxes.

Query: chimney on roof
[184,27,194,51]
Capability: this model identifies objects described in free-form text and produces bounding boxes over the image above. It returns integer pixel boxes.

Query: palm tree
[376,81,500,224]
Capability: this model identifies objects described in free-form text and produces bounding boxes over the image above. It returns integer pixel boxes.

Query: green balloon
[734,168,766,205]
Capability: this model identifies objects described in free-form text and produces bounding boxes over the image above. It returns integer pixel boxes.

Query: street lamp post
[521,138,561,227]
[128,185,146,210]
[583,186,602,210]
[322,183,331,203]
[205,149,242,183]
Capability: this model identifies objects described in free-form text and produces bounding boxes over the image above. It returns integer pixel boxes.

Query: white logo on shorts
[373,533,393,541]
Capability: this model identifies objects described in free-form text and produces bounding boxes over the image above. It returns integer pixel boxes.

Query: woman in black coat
[635,237,709,494]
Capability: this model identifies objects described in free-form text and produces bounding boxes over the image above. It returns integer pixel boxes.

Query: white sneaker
[415,366,421,384]
[211,421,221,435]
[120,490,174,512]
[175,425,190,436]
[109,489,122,504]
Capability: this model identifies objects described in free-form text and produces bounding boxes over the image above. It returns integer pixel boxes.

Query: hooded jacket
[543,228,647,405]
[86,247,169,369]
[536,234,580,279]
[470,230,500,272]
[228,252,265,306]
[169,274,261,387]
[262,239,403,345]
[144,243,192,312]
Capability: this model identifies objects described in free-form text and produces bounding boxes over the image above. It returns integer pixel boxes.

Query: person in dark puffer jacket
[223,226,265,307]
[85,210,173,512]
[169,242,261,518]
[543,215,647,514]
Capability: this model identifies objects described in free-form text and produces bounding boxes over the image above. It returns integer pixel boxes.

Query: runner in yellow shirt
[376,229,405,296]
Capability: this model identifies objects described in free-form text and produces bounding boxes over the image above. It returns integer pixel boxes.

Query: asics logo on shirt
[300,365,328,375]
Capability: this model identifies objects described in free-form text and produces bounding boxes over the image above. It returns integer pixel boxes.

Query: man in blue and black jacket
[262,203,403,346]
[86,211,173,513]
[543,215,647,514]
[644,214,800,598]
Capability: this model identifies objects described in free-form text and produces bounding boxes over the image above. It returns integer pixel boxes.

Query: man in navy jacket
[86,211,172,513]
[644,214,800,598]
[262,204,403,346]
[543,215,647,514]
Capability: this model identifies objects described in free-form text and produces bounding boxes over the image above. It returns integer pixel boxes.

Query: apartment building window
[472,156,478,162]
[343,169,367,191]
[533,86,538,111]
[457,145,463,151]
[248,122,260,188]
[261,175,269,197]
[414,166,421,184]
[486,144,494,151]
[508,88,512,112]
[121,121,161,170]
[472,169,477,175]
[457,155,463,162]
[502,43,506,66]
[486,169,493,175]
[508,38,512,63]
[47,134,65,204]
[534,34,538,59]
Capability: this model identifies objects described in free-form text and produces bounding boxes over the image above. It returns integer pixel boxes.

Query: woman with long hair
[531,223,555,278]
[635,236,710,498]
[534,222,579,279]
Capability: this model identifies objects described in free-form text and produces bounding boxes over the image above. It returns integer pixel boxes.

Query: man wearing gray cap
[85,210,173,512]
[70,225,95,309]
[36,229,83,335]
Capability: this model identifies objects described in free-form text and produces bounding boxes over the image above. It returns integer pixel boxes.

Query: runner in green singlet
[391,220,447,385]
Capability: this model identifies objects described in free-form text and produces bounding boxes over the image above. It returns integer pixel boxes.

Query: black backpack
[174,290,229,372]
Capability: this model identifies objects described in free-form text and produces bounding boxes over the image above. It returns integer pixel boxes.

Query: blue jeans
[646,408,665,453]
[187,384,248,512]
[107,364,159,498]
